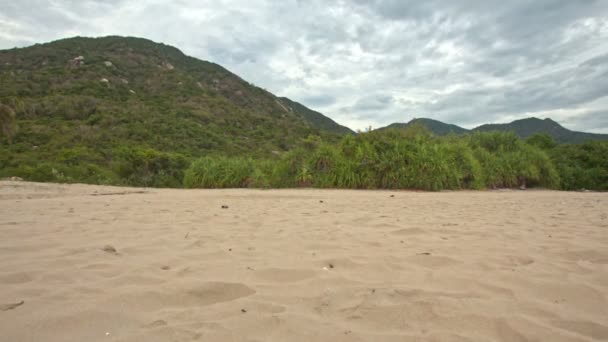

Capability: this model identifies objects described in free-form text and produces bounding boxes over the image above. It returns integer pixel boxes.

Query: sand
[0,180,607,342]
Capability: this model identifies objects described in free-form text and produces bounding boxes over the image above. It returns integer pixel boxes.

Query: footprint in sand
[391,228,425,236]
[254,268,316,283]
[561,249,608,264]
[116,282,256,311]
[0,272,33,284]
[550,319,608,340]
[509,256,535,266]
[408,254,461,268]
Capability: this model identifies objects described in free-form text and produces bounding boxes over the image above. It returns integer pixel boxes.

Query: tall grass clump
[307,143,342,187]
[468,131,559,188]
[327,128,483,190]
[550,141,608,190]
[441,140,484,189]
[269,147,310,187]
[177,130,568,191]
[512,143,560,188]
[336,135,377,188]
[248,159,275,188]
[183,156,254,188]
[113,147,189,187]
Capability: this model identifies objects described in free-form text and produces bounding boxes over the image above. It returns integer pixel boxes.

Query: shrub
[0,103,17,144]
[526,133,557,150]
[442,141,484,189]
[551,141,608,190]
[469,132,559,189]
[183,156,254,188]
[307,143,341,187]
[113,147,188,187]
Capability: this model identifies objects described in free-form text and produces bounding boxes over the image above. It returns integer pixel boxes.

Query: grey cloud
[300,94,337,107]
[561,109,608,133]
[423,55,608,125]
[354,95,394,112]
[581,53,608,68]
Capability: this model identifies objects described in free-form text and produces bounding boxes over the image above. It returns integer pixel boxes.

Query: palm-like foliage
[0,104,16,144]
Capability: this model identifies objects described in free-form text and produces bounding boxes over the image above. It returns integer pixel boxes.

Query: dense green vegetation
[523,133,607,190]
[0,103,16,144]
[2,103,606,190]
[546,142,608,191]
[181,129,606,191]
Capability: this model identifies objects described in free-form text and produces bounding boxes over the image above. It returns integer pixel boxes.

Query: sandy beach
[0,180,607,341]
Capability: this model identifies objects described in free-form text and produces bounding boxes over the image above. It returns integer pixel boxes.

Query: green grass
[2,125,605,190]
[180,129,588,191]
[183,156,254,188]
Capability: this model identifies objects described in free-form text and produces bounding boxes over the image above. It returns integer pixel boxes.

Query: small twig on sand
[1,300,24,311]
[91,191,148,196]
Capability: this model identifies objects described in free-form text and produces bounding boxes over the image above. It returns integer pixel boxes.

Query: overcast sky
[1,0,608,132]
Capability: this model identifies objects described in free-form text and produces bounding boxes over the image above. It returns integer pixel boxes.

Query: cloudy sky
[1,1,608,132]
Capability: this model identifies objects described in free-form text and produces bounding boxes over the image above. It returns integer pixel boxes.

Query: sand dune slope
[1,181,607,341]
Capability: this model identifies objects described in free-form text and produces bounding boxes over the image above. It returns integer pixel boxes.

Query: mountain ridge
[378,117,608,144]
[381,118,469,135]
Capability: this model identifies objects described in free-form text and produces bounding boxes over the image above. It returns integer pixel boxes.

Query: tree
[526,133,557,150]
[0,104,17,144]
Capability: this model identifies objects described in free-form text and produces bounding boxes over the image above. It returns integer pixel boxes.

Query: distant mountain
[378,117,608,144]
[473,118,608,144]
[380,118,468,135]
[278,97,354,135]
[0,36,349,158]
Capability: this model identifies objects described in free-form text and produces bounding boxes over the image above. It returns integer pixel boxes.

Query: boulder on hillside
[68,56,85,68]
[160,61,174,70]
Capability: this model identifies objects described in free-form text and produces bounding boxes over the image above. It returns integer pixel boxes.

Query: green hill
[379,117,608,144]
[0,36,349,185]
[473,118,608,144]
[380,118,468,135]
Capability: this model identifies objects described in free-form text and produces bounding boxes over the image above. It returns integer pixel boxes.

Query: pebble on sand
[102,245,117,254]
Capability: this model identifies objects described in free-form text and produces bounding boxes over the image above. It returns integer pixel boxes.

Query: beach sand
[1,180,607,341]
